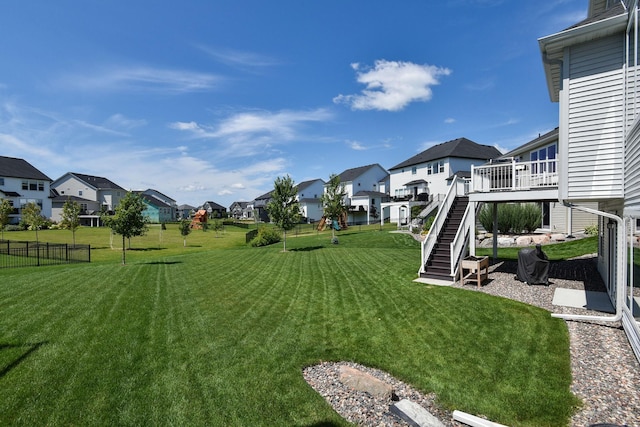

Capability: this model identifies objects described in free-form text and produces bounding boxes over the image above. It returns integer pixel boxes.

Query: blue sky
[0,1,587,207]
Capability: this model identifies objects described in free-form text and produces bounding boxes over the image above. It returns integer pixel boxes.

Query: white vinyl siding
[566,35,625,200]
[625,118,640,211]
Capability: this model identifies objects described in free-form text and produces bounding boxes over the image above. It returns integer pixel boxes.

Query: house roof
[203,201,226,211]
[338,164,387,182]
[140,193,171,208]
[178,204,196,210]
[297,178,324,192]
[143,188,176,203]
[66,172,125,191]
[229,201,249,209]
[0,189,21,197]
[389,138,502,170]
[0,156,51,181]
[446,171,472,181]
[254,191,273,201]
[538,2,627,102]
[500,127,559,159]
[404,179,428,186]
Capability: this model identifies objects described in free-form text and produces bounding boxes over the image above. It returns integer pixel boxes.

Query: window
[439,160,445,173]
[411,167,417,175]
[29,182,37,191]
[38,181,44,191]
[79,190,83,196]
[427,164,433,175]
[22,181,28,190]
[0,178,4,186]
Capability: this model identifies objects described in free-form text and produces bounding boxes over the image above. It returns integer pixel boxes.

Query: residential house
[331,164,390,225]
[137,192,174,224]
[296,179,325,223]
[52,172,125,212]
[0,156,52,224]
[536,0,640,361]
[252,191,272,222]
[229,201,252,220]
[418,0,639,362]
[200,201,227,218]
[140,189,177,220]
[384,138,501,226]
[482,128,599,234]
[177,204,196,220]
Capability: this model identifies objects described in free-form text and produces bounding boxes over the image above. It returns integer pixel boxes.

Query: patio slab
[552,288,615,313]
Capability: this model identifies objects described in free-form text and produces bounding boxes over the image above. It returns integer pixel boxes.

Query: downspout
[553,202,625,322]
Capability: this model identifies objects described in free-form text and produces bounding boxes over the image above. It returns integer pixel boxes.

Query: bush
[411,205,427,219]
[478,203,542,234]
[250,226,281,247]
[584,223,598,235]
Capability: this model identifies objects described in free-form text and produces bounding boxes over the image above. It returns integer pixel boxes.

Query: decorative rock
[390,399,445,427]
[550,233,565,242]
[497,237,514,247]
[339,365,393,399]
[515,236,532,246]
[531,234,550,245]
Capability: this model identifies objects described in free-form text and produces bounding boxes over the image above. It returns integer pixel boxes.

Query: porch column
[492,202,498,262]
[469,201,476,256]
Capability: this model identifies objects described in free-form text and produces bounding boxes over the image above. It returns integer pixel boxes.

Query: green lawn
[0,225,580,426]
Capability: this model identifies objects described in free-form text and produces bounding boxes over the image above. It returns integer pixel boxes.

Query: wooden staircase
[420,196,469,282]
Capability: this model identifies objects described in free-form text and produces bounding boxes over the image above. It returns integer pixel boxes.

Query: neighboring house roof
[229,201,249,209]
[203,201,226,211]
[143,188,176,203]
[297,178,324,192]
[51,193,94,203]
[178,204,196,210]
[65,172,125,191]
[338,164,387,182]
[446,171,472,181]
[0,156,52,181]
[254,191,273,201]
[298,197,321,203]
[500,128,559,159]
[403,179,428,186]
[389,138,502,170]
[0,189,21,197]
[139,193,171,208]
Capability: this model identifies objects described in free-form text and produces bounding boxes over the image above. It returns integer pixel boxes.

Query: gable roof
[501,127,559,159]
[338,164,386,182]
[66,172,125,191]
[0,156,51,181]
[139,193,171,208]
[297,178,324,192]
[203,201,226,211]
[389,138,502,170]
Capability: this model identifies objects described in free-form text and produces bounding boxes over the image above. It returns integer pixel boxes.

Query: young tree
[60,198,81,246]
[102,191,148,265]
[321,174,347,241]
[267,175,301,252]
[179,219,191,247]
[22,202,46,243]
[0,198,13,240]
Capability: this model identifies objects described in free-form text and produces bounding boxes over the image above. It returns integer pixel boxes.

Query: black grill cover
[516,244,549,285]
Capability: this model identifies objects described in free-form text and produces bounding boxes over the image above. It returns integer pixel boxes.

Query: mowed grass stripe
[0,229,579,426]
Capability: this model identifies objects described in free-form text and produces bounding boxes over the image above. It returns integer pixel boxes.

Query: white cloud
[333,59,451,111]
[105,113,147,130]
[56,66,221,93]
[197,45,280,69]
[444,118,456,124]
[170,108,333,158]
[347,140,367,151]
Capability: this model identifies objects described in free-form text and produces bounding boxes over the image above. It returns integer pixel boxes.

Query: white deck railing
[471,159,558,192]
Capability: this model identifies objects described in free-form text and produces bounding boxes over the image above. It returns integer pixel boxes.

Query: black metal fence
[0,240,91,269]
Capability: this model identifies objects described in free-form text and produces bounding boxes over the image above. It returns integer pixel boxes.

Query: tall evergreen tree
[267,175,300,252]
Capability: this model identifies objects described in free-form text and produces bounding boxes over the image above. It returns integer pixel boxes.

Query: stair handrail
[419,176,465,275]
[449,201,474,276]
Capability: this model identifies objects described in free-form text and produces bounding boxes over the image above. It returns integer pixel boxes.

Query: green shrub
[411,205,426,219]
[250,226,281,247]
[478,203,542,234]
[584,223,598,235]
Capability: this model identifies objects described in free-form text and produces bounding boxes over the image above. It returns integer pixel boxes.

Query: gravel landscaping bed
[304,256,640,427]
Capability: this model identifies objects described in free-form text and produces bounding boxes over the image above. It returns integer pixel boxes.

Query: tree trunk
[122,235,126,265]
